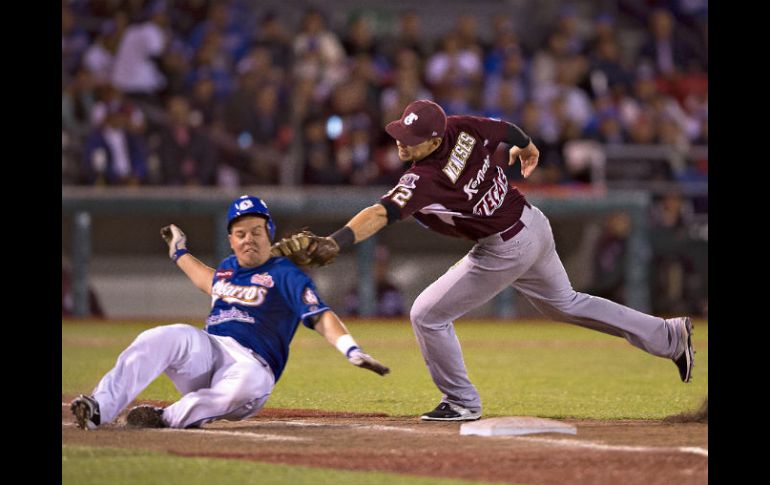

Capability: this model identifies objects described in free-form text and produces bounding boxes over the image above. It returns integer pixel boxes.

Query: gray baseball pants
[410,205,684,412]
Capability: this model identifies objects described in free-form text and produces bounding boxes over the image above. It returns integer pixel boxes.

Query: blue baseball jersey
[204,255,329,381]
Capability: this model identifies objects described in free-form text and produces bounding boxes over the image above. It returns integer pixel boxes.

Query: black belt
[500,201,531,242]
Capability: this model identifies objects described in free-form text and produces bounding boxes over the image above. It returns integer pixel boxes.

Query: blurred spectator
[157,95,217,185]
[587,212,631,303]
[344,245,405,317]
[160,34,194,99]
[82,19,122,86]
[62,4,91,82]
[637,8,700,78]
[251,11,293,71]
[483,17,523,75]
[82,100,148,185]
[584,36,631,99]
[302,116,344,185]
[483,44,529,118]
[186,32,235,100]
[111,1,171,104]
[381,65,433,126]
[382,10,431,63]
[187,73,223,127]
[327,80,379,185]
[342,15,378,57]
[650,192,702,315]
[62,69,97,140]
[170,0,212,38]
[454,14,483,52]
[530,31,571,89]
[62,258,105,318]
[187,2,251,64]
[292,8,347,100]
[552,4,588,56]
[245,83,290,147]
[584,12,619,60]
[425,34,483,105]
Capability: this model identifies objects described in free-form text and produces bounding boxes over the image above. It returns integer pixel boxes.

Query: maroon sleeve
[379,168,436,220]
[458,115,519,150]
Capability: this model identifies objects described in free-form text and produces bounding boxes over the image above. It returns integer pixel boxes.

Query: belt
[500,201,531,242]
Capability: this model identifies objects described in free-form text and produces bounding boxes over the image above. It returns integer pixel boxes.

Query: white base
[460,417,577,437]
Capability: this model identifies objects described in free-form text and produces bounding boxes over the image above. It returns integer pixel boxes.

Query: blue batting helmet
[226,195,276,240]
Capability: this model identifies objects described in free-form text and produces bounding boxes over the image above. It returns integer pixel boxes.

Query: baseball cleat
[671,317,694,383]
[70,394,101,430]
[126,405,167,428]
[420,402,481,421]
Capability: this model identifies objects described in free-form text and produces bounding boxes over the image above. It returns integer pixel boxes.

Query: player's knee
[410,297,443,329]
[231,365,271,403]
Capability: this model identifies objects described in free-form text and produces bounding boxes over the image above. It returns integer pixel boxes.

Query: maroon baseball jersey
[380,115,529,241]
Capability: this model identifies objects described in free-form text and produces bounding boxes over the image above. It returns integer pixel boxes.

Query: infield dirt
[62,398,707,485]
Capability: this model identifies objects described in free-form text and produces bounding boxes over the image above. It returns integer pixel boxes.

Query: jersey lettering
[389,187,413,207]
[473,166,509,216]
[212,279,268,307]
[442,131,476,183]
[463,155,491,200]
[206,308,256,326]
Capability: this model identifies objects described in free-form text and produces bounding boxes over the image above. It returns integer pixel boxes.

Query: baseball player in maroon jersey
[275,100,694,421]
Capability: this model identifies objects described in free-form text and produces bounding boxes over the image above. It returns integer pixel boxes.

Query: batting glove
[348,348,390,376]
[160,224,189,261]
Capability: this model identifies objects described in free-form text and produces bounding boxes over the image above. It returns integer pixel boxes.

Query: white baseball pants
[91,323,274,428]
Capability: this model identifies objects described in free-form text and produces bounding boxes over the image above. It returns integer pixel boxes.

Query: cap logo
[237,200,254,211]
[404,112,418,125]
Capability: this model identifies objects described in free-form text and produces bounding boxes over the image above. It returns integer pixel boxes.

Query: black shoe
[126,405,167,428]
[70,395,101,430]
[420,402,481,421]
[670,317,694,383]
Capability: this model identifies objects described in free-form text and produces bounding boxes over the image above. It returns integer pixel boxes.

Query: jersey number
[388,187,413,208]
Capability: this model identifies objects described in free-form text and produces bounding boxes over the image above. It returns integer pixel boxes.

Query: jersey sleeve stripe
[301,306,330,320]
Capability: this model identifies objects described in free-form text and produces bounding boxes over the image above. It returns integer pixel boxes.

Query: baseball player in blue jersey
[70,195,389,430]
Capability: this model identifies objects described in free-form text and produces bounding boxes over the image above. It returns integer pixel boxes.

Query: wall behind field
[64,208,603,320]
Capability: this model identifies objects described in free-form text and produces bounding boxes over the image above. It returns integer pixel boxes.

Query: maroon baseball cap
[385,100,447,146]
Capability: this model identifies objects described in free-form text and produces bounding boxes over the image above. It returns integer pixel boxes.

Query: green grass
[62,446,500,485]
[62,319,707,485]
[62,319,708,419]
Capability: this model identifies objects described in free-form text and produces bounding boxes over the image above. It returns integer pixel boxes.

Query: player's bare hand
[348,349,390,376]
[160,224,187,260]
[509,141,540,179]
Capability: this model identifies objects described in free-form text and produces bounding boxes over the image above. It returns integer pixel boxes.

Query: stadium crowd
[62,0,707,189]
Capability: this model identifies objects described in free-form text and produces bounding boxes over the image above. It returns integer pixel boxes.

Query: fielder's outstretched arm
[322,202,389,256]
[311,310,390,376]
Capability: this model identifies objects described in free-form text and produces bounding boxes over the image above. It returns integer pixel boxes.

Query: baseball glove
[270,230,340,267]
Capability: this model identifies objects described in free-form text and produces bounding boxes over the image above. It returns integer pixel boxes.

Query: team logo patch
[237,199,254,211]
[303,287,320,305]
[397,173,420,189]
[215,270,234,280]
[404,112,418,125]
[251,273,275,287]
